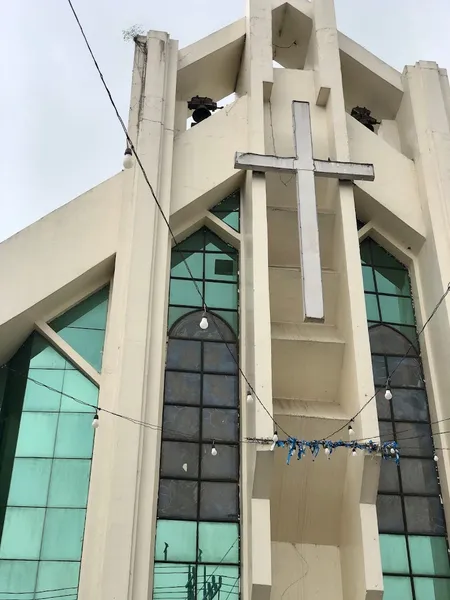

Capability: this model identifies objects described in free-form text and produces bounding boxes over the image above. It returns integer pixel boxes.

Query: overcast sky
[1,0,449,242]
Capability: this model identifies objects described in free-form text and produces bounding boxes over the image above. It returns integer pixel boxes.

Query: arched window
[361,237,450,600]
[153,227,240,600]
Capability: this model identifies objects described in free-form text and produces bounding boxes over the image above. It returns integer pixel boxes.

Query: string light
[211,442,218,456]
[348,422,355,436]
[246,391,253,403]
[434,454,439,462]
[92,412,100,429]
[199,306,209,330]
[384,387,393,401]
[123,147,133,169]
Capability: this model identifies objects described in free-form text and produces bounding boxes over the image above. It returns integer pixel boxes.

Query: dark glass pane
[379,421,394,443]
[369,325,416,356]
[372,356,387,386]
[360,240,372,265]
[205,231,236,253]
[164,372,201,405]
[392,390,429,422]
[388,357,423,388]
[205,254,237,282]
[205,282,238,310]
[375,268,410,296]
[199,482,238,521]
[371,244,404,269]
[201,445,239,480]
[202,409,239,443]
[204,343,237,374]
[203,375,238,407]
[362,266,375,292]
[405,496,445,535]
[396,423,434,457]
[365,294,380,321]
[169,311,235,342]
[155,520,197,562]
[383,576,413,600]
[379,459,400,493]
[409,536,450,576]
[161,442,199,479]
[198,522,239,563]
[414,577,450,600]
[379,296,415,326]
[175,229,205,252]
[377,495,404,532]
[162,406,200,441]
[157,480,198,519]
[379,534,409,573]
[376,389,392,420]
[400,459,439,494]
[171,251,203,279]
[169,279,203,308]
[166,340,201,371]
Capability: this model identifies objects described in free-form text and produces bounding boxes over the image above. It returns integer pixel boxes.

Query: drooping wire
[324,282,450,439]
[65,0,289,439]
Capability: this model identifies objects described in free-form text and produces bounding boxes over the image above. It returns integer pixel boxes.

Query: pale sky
[1,0,449,242]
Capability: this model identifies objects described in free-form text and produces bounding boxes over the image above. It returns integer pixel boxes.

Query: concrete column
[237,2,274,600]
[79,31,178,600]
[307,1,382,599]
[400,62,450,526]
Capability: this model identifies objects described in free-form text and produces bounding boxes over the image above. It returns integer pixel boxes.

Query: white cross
[235,101,375,323]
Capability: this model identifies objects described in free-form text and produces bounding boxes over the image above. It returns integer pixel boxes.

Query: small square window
[155,520,197,562]
[198,522,239,563]
[377,495,404,533]
[379,296,414,326]
[205,282,238,310]
[203,343,237,374]
[409,536,450,576]
[8,458,52,507]
[23,370,64,411]
[405,497,445,535]
[0,507,45,560]
[379,534,409,574]
[383,576,413,600]
[162,406,200,441]
[414,577,450,600]
[0,560,39,599]
[161,441,199,479]
[201,444,239,481]
[166,340,201,372]
[47,459,91,508]
[54,413,94,459]
[170,279,203,308]
[157,480,198,519]
[400,459,439,494]
[203,375,238,407]
[164,372,201,405]
[36,562,80,595]
[365,294,380,321]
[15,413,59,458]
[41,508,86,561]
[199,482,238,520]
[202,409,239,443]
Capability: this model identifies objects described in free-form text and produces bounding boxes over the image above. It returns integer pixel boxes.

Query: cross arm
[234,152,296,174]
[313,159,375,182]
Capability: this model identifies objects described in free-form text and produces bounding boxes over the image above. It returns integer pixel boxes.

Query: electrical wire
[65,0,289,439]
[324,282,450,439]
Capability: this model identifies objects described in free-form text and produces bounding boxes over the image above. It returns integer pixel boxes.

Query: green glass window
[0,333,103,599]
[50,285,110,372]
[210,191,240,232]
[154,225,240,600]
[360,238,450,598]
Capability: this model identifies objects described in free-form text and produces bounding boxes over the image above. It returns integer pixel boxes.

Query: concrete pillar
[79,31,178,600]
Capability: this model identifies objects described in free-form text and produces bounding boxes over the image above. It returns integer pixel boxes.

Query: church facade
[1,1,450,599]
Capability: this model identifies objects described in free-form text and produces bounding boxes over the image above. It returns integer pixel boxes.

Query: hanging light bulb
[92,412,100,429]
[123,147,134,169]
[324,447,331,457]
[211,443,218,457]
[385,387,393,401]
[273,431,278,443]
[199,306,209,330]
[348,422,355,436]
[434,454,439,462]
[390,447,396,455]
[352,448,357,457]
[246,391,253,403]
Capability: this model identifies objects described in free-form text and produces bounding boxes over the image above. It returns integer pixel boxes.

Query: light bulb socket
[124,147,132,157]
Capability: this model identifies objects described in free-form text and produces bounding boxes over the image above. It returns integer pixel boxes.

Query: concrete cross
[235,101,375,323]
